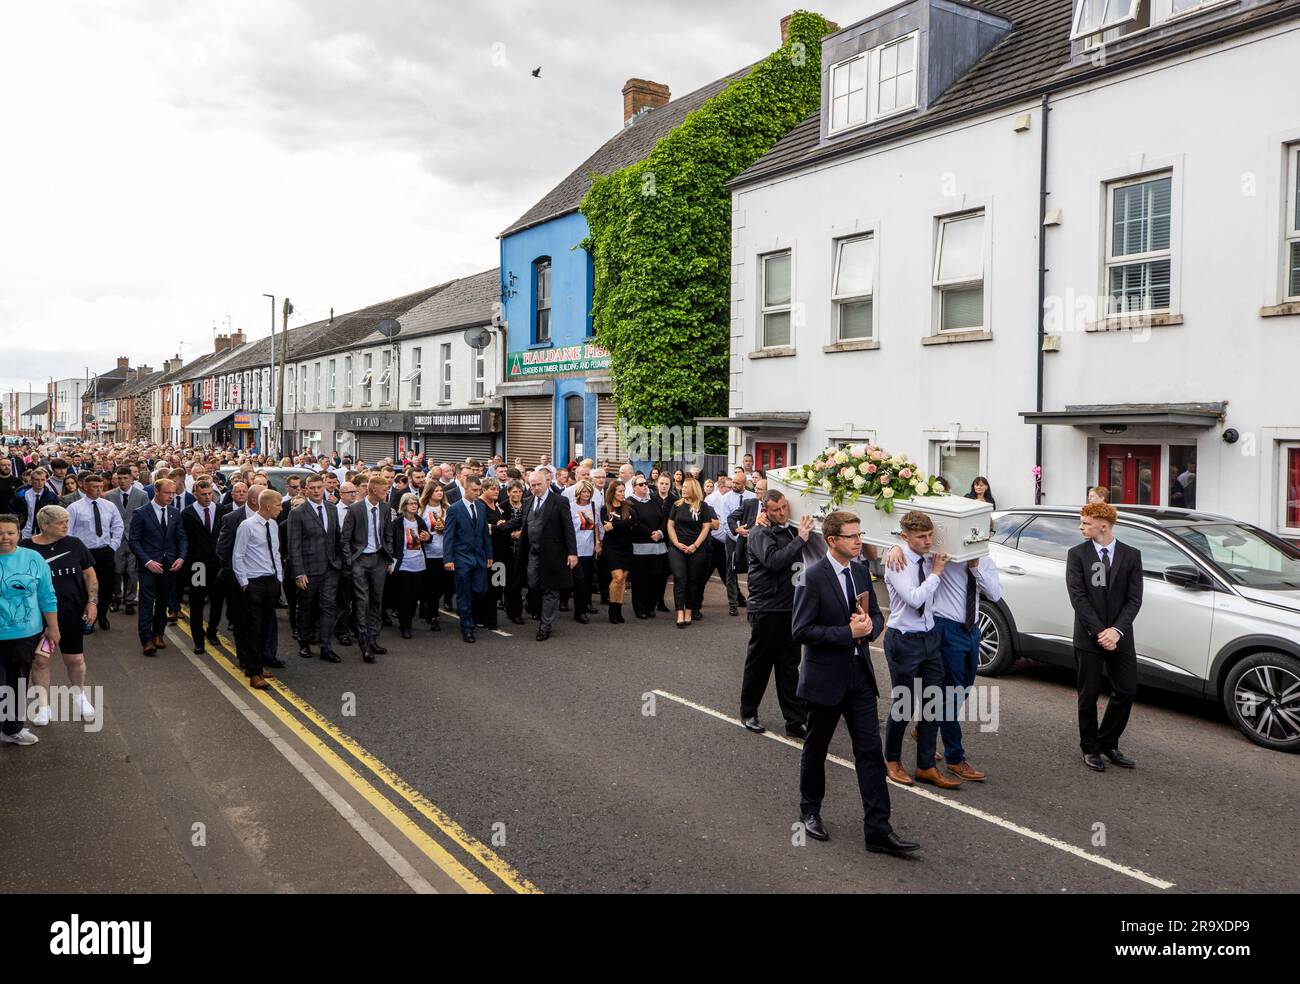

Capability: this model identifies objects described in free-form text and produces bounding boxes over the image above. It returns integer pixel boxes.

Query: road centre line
[651,689,1175,891]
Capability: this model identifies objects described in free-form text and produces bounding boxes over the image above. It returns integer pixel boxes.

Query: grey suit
[289,499,342,651]
[341,497,394,652]
[106,485,150,607]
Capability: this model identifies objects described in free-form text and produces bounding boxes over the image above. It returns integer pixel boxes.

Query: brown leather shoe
[914,766,962,789]
[142,642,157,657]
[886,761,914,786]
[166,610,180,624]
[946,760,986,781]
[248,674,270,690]
[154,634,167,650]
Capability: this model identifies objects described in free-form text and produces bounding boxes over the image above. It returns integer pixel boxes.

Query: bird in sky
[531,66,542,78]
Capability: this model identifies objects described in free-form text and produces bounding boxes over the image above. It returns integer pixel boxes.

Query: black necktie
[203,506,211,533]
[318,505,326,528]
[93,501,103,537]
[965,566,978,629]
[469,502,476,525]
[916,557,927,616]
[265,521,276,569]
[160,507,167,536]
[1100,546,1112,588]
[371,506,378,543]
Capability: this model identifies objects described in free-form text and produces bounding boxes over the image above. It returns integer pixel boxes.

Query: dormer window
[1072,0,1223,45]
[828,31,919,136]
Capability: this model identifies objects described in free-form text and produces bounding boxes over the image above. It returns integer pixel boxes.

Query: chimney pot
[117,356,130,369]
[622,78,670,126]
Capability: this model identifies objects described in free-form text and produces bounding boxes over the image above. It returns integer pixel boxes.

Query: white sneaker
[31,706,51,727]
[74,693,96,722]
[0,728,39,745]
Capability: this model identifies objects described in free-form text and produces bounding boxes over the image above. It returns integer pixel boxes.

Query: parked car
[217,466,316,495]
[977,505,1300,752]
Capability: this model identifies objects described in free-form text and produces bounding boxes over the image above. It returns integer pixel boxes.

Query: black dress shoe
[362,650,377,664]
[463,633,476,644]
[264,657,286,669]
[574,612,589,624]
[536,627,551,641]
[728,605,738,616]
[206,630,220,644]
[369,644,387,655]
[125,604,136,615]
[865,831,920,856]
[509,616,525,625]
[785,722,809,740]
[193,643,206,655]
[109,601,120,613]
[692,610,703,621]
[635,612,649,620]
[737,596,747,607]
[97,615,110,630]
[298,645,314,658]
[1082,753,1106,772]
[656,603,670,613]
[291,629,299,641]
[1102,748,1136,768]
[400,628,413,639]
[801,813,830,841]
[335,634,354,646]
[742,716,765,733]
[429,619,442,632]
[558,602,570,612]
[320,650,342,663]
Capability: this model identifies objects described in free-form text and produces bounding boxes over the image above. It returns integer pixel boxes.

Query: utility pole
[263,293,275,452]
[276,297,292,453]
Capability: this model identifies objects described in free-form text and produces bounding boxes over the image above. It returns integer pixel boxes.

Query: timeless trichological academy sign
[506,342,612,380]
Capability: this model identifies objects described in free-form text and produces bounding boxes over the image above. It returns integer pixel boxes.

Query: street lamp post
[263,293,275,454]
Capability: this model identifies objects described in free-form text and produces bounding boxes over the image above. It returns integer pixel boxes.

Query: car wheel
[1222,652,1300,752]
[975,604,1016,677]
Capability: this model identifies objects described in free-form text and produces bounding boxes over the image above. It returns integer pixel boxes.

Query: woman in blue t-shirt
[0,512,59,746]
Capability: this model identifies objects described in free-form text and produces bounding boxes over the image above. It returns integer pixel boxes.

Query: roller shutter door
[595,394,624,464]
[506,396,553,468]
[356,432,396,464]
[420,434,495,465]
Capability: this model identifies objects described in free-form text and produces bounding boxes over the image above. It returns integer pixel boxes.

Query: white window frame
[929,438,986,494]
[379,350,392,404]
[361,354,373,405]
[1280,441,1300,538]
[1071,0,1141,40]
[406,346,423,403]
[1286,144,1300,302]
[759,249,793,349]
[473,347,486,400]
[831,233,876,342]
[932,210,987,334]
[1105,171,1174,316]
[870,32,919,122]
[328,359,336,407]
[344,355,353,406]
[440,342,452,403]
[827,53,868,135]
[313,362,321,409]
[298,364,307,410]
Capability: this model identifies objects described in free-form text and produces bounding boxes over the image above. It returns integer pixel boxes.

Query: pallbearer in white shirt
[231,487,284,689]
[66,474,123,631]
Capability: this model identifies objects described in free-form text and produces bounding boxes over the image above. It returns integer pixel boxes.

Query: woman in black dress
[498,480,526,624]
[628,476,666,619]
[600,481,636,624]
[666,478,716,627]
[476,477,506,631]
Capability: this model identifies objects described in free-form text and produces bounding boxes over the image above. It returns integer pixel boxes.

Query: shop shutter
[595,394,624,465]
[420,434,495,465]
[506,396,553,469]
[356,432,396,465]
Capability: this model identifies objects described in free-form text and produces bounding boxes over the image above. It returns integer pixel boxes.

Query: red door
[1099,444,1161,506]
[754,442,788,472]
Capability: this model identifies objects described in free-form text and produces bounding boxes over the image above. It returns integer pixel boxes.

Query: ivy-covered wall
[581,10,833,450]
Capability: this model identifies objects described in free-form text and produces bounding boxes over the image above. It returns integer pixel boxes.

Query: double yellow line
[180,611,541,894]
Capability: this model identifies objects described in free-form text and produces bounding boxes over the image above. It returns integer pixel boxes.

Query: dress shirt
[462,498,478,524]
[531,491,549,515]
[191,500,217,535]
[68,495,123,551]
[363,498,384,554]
[232,514,282,587]
[335,501,348,527]
[1093,536,1119,564]
[153,502,172,529]
[883,543,942,633]
[931,555,1003,625]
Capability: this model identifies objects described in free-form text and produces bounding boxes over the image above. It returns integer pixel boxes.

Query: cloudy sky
[0,0,865,398]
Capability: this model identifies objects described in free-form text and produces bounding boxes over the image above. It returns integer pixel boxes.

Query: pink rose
[866,463,877,474]
[881,474,892,484]
[871,450,884,461]
[899,468,912,479]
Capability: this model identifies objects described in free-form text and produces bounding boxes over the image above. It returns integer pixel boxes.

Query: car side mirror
[1164,564,1207,590]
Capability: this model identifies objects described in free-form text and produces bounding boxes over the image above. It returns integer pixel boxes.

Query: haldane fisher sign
[507,342,611,380]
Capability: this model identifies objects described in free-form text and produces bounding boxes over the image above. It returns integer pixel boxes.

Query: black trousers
[88,546,116,620]
[335,569,357,640]
[238,576,280,676]
[395,569,424,630]
[741,611,807,727]
[668,545,710,612]
[799,657,893,838]
[187,560,225,640]
[503,552,523,620]
[223,569,245,659]
[572,555,595,615]
[630,553,658,616]
[0,634,38,736]
[596,551,611,605]
[1076,646,1138,754]
[422,563,451,622]
[883,627,945,768]
[297,568,339,650]
[474,571,502,629]
[283,565,298,626]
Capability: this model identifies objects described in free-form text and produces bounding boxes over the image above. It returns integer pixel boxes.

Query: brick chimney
[623,79,670,126]
[781,12,836,44]
[215,333,231,353]
[230,330,245,347]
[165,355,183,374]
[116,356,130,369]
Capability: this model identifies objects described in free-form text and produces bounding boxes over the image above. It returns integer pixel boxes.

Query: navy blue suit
[441,498,492,636]
[791,555,891,838]
[10,485,59,537]
[129,502,188,644]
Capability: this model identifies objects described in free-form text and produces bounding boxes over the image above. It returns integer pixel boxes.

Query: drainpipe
[1034,92,1051,505]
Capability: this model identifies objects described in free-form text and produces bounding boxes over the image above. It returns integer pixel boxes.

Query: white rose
[850,444,866,458]
[910,477,919,487]
[833,451,848,465]
[858,461,871,475]
[881,487,895,498]
[852,475,865,488]
[821,478,833,491]
[931,481,944,493]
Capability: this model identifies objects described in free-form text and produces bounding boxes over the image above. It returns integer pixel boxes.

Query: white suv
[976,505,1300,753]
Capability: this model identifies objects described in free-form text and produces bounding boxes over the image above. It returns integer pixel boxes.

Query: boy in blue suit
[128,478,187,655]
[441,476,492,644]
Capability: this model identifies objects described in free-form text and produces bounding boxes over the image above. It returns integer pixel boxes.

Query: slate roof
[733,0,1300,188]
[498,65,755,238]
[350,268,499,346]
[23,400,49,416]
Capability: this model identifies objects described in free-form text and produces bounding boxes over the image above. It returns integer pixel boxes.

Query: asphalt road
[6,577,1298,894]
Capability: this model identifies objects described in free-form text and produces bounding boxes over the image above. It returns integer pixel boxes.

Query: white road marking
[438,606,511,637]
[651,688,1176,891]
[176,631,437,894]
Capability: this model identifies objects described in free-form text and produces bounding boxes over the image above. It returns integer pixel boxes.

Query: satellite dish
[375,318,402,339]
[462,326,493,349]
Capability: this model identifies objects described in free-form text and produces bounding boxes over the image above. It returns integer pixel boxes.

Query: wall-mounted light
[1222,428,1240,444]
[1100,423,1127,435]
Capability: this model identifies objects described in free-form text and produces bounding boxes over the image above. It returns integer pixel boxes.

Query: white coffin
[768,468,994,561]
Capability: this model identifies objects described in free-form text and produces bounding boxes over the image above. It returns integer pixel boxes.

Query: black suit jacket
[727,496,762,571]
[1065,539,1143,655]
[10,485,59,531]
[509,491,577,591]
[215,505,249,569]
[180,501,220,565]
[792,556,884,705]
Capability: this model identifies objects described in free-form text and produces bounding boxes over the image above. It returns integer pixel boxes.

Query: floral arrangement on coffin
[786,443,946,514]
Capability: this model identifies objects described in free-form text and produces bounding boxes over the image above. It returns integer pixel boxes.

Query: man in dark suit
[792,510,917,856]
[727,474,767,580]
[441,475,492,643]
[179,478,223,654]
[288,474,343,662]
[215,482,251,652]
[128,478,187,656]
[11,467,59,540]
[106,466,149,614]
[1066,502,1144,772]
[341,474,394,662]
[513,469,576,641]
